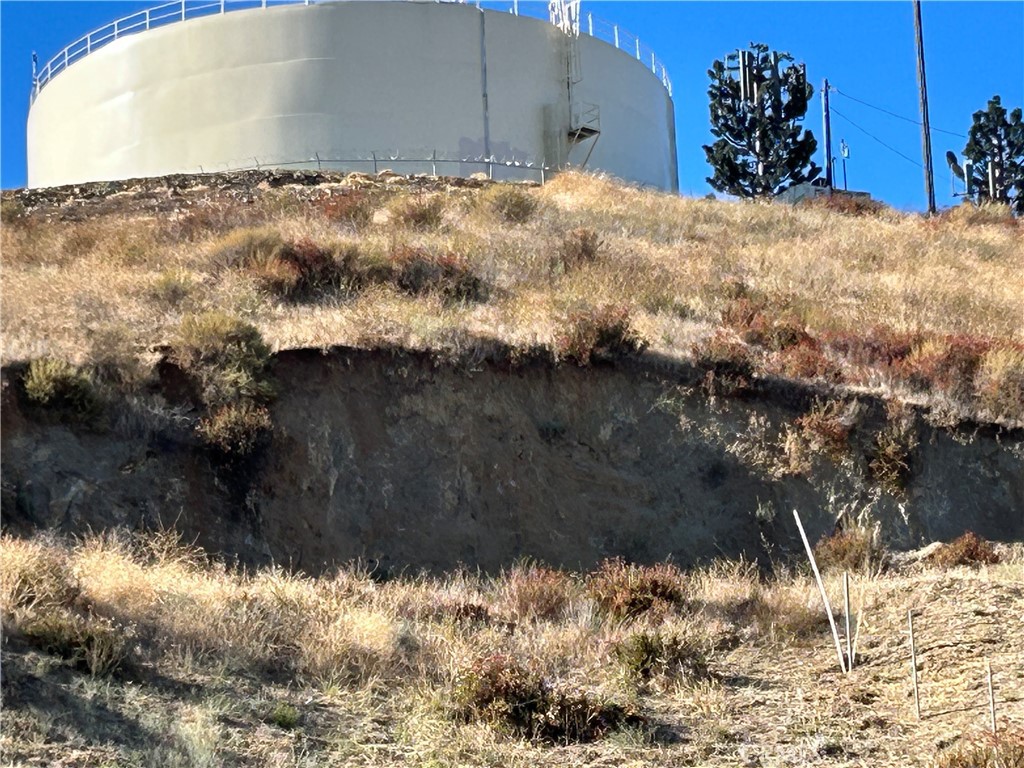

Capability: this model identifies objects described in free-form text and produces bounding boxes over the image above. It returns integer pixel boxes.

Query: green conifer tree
[704,43,820,198]
[961,96,1024,215]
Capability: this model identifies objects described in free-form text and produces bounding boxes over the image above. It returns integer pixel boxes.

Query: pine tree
[703,43,820,198]
[962,96,1024,215]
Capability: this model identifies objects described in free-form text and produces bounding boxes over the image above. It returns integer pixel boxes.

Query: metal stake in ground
[844,571,852,671]
[987,660,997,735]
[909,609,921,721]
[792,510,847,674]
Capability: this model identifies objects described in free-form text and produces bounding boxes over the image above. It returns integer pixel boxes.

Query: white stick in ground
[987,660,997,735]
[909,609,921,721]
[844,571,852,672]
[792,509,847,674]
[851,582,865,668]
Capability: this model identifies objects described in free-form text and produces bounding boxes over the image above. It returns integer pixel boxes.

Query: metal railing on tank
[31,0,671,101]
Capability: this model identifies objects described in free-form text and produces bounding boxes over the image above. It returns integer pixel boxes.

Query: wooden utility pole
[821,78,833,189]
[913,0,936,213]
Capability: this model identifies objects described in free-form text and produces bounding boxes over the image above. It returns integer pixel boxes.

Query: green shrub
[452,653,640,744]
[613,630,710,684]
[171,312,274,408]
[196,402,273,456]
[22,358,102,423]
[928,532,1000,568]
[269,702,300,730]
[555,305,646,365]
[586,558,686,621]
[480,184,538,224]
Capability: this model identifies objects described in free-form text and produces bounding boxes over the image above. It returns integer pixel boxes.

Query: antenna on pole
[840,139,849,191]
[913,0,936,214]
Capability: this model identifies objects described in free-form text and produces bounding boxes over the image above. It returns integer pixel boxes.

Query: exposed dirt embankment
[3,349,1021,573]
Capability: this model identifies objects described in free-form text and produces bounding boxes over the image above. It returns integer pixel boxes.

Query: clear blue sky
[2,0,1022,211]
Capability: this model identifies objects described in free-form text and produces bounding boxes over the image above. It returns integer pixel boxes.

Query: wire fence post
[372,151,377,174]
[315,152,321,170]
[431,149,437,177]
[909,610,921,721]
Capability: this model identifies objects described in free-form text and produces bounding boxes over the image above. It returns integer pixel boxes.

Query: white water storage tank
[27,0,677,190]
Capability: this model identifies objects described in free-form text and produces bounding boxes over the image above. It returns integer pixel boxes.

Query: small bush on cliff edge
[22,358,102,424]
[171,311,275,408]
[555,305,646,365]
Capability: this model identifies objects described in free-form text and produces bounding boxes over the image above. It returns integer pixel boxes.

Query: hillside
[2,170,1023,424]
[1,171,1023,766]
[2,532,1023,767]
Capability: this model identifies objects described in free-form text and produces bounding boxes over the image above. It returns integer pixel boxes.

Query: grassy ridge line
[2,171,1023,424]
[1,531,1021,766]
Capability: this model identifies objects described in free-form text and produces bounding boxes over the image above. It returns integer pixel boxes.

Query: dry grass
[1,532,1021,766]
[3,171,1022,424]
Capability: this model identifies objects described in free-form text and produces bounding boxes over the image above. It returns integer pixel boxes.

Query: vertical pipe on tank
[479,10,491,161]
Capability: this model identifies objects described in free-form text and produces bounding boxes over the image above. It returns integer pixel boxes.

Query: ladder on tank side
[550,0,600,167]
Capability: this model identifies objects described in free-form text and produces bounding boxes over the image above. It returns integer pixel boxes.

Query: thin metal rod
[844,571,852,672]
[987,660,997,735]
[909,609,921,721]
[793,510,847,674]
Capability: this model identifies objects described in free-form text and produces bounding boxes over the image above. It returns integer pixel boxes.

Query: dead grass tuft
[935,726,1024,767]
[813,527,883,574]
[452,653,640,744]
[928,532,1000,568]
[495,563,573,623]
[555,305,646,365]
[586,558,686,621]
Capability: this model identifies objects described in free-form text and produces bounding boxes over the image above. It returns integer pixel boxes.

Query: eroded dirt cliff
[3,349,1021,573]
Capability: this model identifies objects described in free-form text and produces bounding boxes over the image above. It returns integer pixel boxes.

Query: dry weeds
[3,171,1022,424]
[1,533,1021,767]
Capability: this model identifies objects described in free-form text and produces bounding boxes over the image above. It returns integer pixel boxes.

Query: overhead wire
[830,106,924,169]
[831,88,967,138]
[830,106,954,187]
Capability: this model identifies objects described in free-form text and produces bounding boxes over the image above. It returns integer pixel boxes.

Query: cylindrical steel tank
[27,1,677,190]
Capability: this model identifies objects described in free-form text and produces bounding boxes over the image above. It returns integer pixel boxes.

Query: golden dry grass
[2,171,1022,422]
[1,532,1021,767]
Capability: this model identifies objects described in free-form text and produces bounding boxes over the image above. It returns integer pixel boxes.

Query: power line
[831,106,954,188]
[831,107,924,169]
[832,87,967,138]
